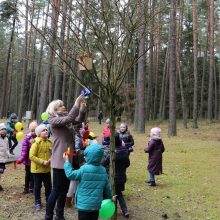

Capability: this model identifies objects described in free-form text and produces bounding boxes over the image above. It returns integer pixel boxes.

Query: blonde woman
[45,95,86,220]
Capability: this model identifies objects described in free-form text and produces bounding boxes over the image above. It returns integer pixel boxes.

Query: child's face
[39,128,48,139]
[30,127,37,136]
[120,125,126,132]
[0,128,6,136]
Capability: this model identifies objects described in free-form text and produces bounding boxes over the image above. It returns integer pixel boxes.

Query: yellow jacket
[29,137,52,173]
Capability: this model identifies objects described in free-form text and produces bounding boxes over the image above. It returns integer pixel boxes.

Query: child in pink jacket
[17,121,38,194]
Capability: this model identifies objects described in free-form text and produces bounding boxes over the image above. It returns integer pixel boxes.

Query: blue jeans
[45,169,70,220]
[149,171,155,182]
[33,172,51,204]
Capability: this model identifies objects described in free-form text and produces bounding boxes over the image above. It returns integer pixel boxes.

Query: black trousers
[8,136,18,152]
[45,169,70,219]
[78,210,99,220]
[24,165,34,190]
[33,172,51,204]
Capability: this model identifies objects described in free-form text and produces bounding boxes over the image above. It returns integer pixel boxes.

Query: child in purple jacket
[144,127,165,186]
[17,121,38,194]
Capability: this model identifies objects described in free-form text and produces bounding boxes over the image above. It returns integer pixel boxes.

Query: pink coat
[18,133,35,166]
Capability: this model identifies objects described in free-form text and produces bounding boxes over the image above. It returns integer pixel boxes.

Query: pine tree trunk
[218,17,220,118]
[192,0,198,128]
[207,0,214,122]
[153,8,161,120]
[31,2,50,119]
[38,0,61,119]
[176,0,187,128]
[74,0,88,99]
[159,49,168,121]
[199,20,209,118]
[54,0,67,100]
[168,0,177,136]
[0,0,17,118]
[146,0,155,121]
[18,0,29,121]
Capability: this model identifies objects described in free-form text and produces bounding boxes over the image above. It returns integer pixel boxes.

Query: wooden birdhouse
[78,52,93,70]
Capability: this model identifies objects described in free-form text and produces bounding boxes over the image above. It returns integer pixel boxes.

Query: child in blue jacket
[63,143,113,220]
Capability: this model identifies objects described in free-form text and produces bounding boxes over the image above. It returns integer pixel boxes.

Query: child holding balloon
[16,121,38,194]
[63,143,113,220]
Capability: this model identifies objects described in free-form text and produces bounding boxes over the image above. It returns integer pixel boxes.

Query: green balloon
[41,112,49,121]
[99,199,115,219]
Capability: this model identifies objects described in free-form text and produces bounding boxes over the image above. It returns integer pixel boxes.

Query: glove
[16,160,22,164]
[128,146,134,152]
[13,130,17,135]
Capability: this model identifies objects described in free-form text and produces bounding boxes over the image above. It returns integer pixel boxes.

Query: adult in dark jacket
[97,111,103,124]
[45,95,86,220]
[144,127,165,186]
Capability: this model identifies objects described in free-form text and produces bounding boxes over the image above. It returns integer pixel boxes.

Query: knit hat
[29,121,38,130]
[106,118,110,124]
[88,132,97,140]
[10,113,17,119]
[150,127,161,139]
[0,123,6,130]
[35,124,47,136]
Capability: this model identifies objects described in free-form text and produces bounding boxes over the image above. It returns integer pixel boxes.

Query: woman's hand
[63,152,69,162]
[74,95,85,108]
[79,102,87,112]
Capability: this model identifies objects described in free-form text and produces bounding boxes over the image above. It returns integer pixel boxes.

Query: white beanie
[0,123,6,130]
[35,124,47,136]
[150,127,161,139]
[106,118,110,124]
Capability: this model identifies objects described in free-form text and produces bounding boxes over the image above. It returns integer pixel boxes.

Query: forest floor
[0,119,220,220]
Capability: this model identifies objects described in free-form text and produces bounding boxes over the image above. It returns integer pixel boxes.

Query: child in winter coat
[63,143,113,220]
[29,124,52,210]
[103,133,130,218]
[6,113,18,154]
[0,123,13,191]
[118,123,134,154]
[102,118,110,144]
[144,127,165,186]
[16,121,38,194]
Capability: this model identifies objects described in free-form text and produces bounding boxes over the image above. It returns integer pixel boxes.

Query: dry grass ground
[0,119,220,220]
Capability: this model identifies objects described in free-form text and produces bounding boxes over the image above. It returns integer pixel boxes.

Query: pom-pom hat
[35,124,47,136]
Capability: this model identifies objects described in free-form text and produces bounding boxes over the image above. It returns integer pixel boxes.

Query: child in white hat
[0,123,12,191]
[29,124,52,210]
[144,127,165,186]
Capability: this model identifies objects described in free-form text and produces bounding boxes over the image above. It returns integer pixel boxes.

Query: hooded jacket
[29,137,52,173]
[0,136,10,163]
[17,133,36,166]
[64,143,113,211]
